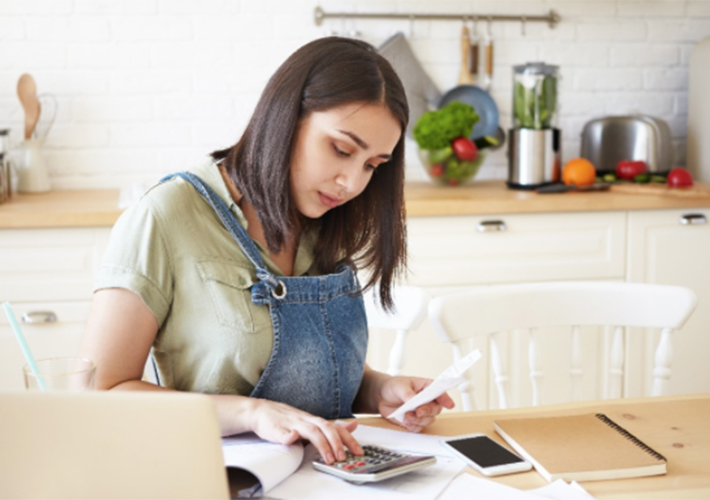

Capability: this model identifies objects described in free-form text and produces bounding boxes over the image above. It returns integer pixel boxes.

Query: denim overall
[162,172,368,419]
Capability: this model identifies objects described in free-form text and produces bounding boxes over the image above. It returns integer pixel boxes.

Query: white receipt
[388,349,482,423]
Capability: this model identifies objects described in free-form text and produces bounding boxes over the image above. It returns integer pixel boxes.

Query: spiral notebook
[493,413,667,482]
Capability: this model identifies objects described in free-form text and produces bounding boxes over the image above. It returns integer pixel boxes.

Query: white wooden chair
[428,281,697,411]
[364,286,431,376]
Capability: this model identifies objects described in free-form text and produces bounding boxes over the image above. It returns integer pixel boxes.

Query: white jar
[17,138,51,193]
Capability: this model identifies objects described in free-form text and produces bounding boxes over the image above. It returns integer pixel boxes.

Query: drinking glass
[23,357,96,391]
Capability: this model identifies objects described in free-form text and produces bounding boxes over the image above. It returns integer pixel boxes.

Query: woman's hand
[247,399,363,464]
[377,376,455,433]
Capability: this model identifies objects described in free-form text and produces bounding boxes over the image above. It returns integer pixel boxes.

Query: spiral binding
[595,413,667,462]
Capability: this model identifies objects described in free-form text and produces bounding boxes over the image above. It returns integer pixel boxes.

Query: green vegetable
[514,75,557,129]
[651,175,666,183]
[474,135,499,149]
[427,146,452,164]
[413,101,480,150]
[603,173,617,183]
[633,173,650,183]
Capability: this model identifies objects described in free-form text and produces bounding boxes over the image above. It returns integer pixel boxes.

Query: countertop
[2,181,710,229]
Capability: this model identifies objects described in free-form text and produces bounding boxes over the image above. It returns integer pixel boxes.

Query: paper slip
[529,480,597,500]
[438,473,547,500]
[389,349,482,423]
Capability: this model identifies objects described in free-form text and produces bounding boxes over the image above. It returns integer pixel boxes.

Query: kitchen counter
[406,180,710,216]
[0,189,122,229]
[2,181,710,229]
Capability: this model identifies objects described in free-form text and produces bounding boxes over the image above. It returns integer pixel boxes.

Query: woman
[81,37,454,465]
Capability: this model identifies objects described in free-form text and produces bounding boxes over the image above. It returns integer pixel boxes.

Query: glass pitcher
[513,62,560,130]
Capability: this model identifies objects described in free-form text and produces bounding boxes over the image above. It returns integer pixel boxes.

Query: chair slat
[608,325,625,399]
[490,331,509,409]
[570,325,583,401]
[527,328,542,406]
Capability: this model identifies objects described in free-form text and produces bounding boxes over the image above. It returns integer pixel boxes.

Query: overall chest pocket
[196,259,256,331]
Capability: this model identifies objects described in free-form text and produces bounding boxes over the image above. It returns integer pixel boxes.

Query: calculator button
[343,464,355,470]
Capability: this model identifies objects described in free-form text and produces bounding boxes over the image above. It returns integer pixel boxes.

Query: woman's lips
[318,192,342,209]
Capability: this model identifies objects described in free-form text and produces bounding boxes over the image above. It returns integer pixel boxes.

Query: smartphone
[441,433,532,477]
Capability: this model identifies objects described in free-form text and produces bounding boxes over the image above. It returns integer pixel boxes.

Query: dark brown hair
[212,37,408,309]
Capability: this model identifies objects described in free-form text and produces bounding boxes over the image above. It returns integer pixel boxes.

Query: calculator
[311,444,436,484]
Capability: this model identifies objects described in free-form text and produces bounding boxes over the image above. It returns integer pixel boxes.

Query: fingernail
[326,452,334,464]
[338,449,347,461]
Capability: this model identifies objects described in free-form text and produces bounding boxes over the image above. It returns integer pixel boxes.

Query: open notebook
[494,413,667,482]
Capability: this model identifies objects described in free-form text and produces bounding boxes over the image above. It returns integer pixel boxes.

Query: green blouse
[95,160,318,395]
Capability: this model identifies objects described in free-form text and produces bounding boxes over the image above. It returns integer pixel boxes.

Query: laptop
[0,391,230,500]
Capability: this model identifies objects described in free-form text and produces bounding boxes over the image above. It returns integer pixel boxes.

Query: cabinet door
[407,212,626,286]
[0,301,91,389]
[0,228,111,302]
[627,209,710,397]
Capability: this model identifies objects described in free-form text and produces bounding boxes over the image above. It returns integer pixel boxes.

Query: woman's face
[290,102,401,219]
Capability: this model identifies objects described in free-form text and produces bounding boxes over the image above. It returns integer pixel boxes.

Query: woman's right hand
[248,399,363,464]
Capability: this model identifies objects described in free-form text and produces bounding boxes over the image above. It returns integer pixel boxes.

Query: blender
[507,62,561,189]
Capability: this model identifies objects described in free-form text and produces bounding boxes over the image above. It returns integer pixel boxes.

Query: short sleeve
[94,199,174,326]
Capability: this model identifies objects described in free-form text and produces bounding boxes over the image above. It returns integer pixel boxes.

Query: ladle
[17,74,41,140]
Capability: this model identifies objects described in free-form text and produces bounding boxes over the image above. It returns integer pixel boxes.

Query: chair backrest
[428,281,697,411]
[364,286,431,375]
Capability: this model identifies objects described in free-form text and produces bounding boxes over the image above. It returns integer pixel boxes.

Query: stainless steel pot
[580,115,673,174]
[507,128,561,189]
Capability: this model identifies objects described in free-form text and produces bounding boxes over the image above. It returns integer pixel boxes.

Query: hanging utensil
[468,20,479,85]
[35,93,57,141]
[483,20,494,91]
[458,25,474,85]
[17,74,41,140]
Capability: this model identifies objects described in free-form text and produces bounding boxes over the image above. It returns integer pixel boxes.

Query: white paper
[437,473,549,500]
[267,444,465,500]
[529,479,597,500]
[221,433,304,494]
[389,349,482,423]
[352,425,454,457]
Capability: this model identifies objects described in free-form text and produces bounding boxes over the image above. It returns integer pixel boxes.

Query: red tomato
[430,164,444,177]
[616,160,647,180]
[447,179,460,186]
[452,137,478,161]
[667,167,694,187]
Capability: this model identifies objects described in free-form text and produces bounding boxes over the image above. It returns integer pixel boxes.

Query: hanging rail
[314,6,561,29]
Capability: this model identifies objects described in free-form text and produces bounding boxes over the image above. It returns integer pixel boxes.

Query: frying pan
[438,26,499,140]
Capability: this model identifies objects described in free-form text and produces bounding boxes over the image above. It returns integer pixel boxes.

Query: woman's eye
[366,163,377,171]
[333,145,350,157]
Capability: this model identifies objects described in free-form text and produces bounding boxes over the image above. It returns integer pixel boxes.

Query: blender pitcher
[507,62,561,189]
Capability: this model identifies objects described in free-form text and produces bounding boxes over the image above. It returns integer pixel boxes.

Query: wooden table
[359,394,710,499]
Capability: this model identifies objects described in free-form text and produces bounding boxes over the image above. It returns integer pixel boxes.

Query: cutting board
[610,183,710,198]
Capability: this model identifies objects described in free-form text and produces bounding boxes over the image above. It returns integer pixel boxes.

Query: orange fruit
[562,158,596,186]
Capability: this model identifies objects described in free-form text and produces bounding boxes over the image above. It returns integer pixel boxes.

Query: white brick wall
[0,0,708,189]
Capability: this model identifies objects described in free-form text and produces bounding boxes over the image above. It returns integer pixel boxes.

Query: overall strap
[160,171,280,289]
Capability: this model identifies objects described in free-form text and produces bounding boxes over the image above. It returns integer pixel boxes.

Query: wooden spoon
[17,73,41,140]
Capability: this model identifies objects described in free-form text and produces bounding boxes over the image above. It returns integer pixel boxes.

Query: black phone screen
[446,435,525,468]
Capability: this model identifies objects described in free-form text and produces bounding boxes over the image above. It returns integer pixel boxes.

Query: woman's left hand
[377,376,455,433]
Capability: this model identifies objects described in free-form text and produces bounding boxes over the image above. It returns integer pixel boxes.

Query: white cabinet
[406,212,626,286]
[626,208,710,398]
[0,228,110,389]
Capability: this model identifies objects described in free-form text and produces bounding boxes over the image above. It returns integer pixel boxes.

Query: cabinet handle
[21,311,58,324]
[477,220,507,232]
[679,214,707,225]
